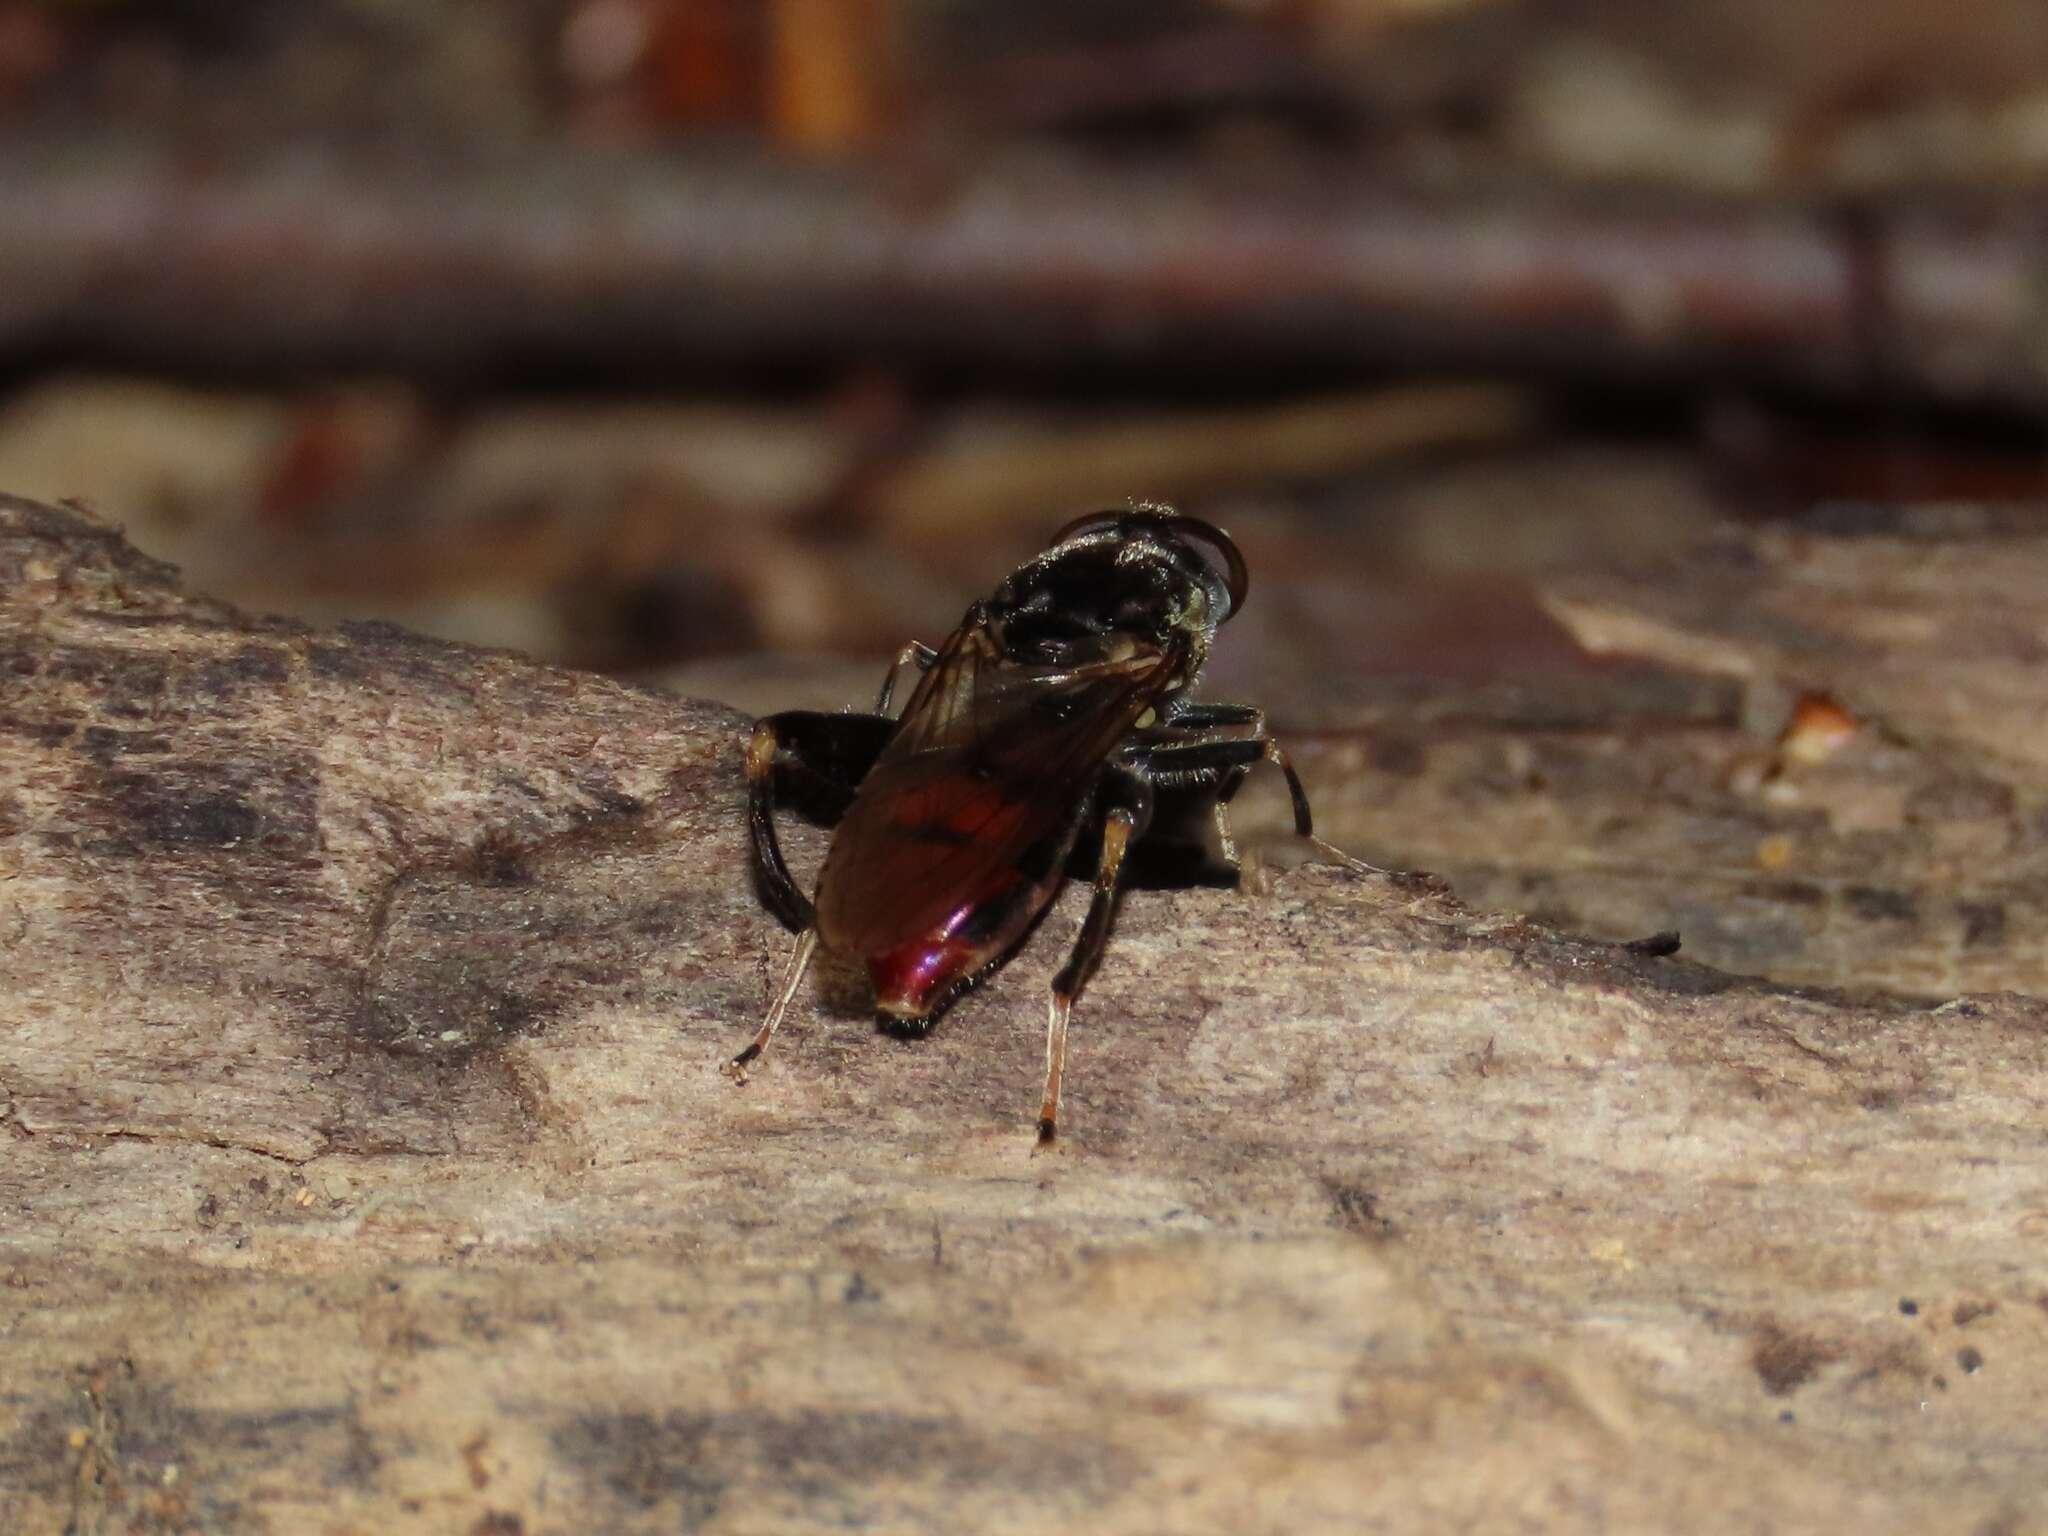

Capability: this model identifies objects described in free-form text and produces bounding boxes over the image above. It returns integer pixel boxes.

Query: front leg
[1129,734,1312,837]
[1156,699,1265,732]
[1127,730,1378,874]
[1039,769,1154,1144]
[1099,702,1266,885]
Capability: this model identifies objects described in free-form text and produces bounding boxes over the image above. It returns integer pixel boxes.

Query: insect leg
[1142,704,1269,861]
[748,710,897,933]
[1040,773,1154,1144]
[1156,700,1264,732]
[727,928,819,1080]
[1216,736,1381,870]
[1131,735,1378,872]
[1232,739,1312,839]
[747,716,821,933]
[748,718,815,933]
[875,641,939,715]
[1131,737,1312,835]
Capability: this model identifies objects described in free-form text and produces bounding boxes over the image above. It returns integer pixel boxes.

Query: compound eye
[1169,519,1248,621]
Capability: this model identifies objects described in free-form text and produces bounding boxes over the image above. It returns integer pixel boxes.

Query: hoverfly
[732,506,1354,1141]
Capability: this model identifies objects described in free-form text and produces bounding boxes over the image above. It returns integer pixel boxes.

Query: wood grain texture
[3,495,2046,1534]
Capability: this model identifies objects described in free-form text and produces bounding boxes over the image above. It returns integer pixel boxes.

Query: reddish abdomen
[814,768,1080,1020]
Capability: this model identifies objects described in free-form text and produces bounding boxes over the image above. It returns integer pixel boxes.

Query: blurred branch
[870,382,1543,538]
[2,136,2045,405]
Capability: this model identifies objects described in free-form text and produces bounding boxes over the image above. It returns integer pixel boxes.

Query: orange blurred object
[1779,692,1858,765]
[768,0,893,150]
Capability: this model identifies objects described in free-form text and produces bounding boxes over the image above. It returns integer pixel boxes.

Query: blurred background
[4,0,2047,996]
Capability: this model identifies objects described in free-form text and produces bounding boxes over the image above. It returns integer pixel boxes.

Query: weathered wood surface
[3,494,2046,1534]
[1019,513,2048,1005]
[1525,514,2048,997]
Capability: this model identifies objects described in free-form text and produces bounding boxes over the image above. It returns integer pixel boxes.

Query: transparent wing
[814,615,1178,954]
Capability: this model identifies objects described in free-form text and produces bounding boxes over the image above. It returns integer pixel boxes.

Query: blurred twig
[2,136,2046,406]
[870,382,1543,538]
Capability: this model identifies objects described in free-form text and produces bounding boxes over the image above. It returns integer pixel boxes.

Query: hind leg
[726,929,819,1080]
[746,710,897,932]
[735,710,895,1079]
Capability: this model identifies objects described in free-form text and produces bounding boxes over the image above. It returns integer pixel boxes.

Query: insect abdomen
[862,868,1063,1019]
[816,778,1084,1021]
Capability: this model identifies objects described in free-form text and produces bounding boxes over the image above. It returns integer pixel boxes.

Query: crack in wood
[69,1126,314,1168]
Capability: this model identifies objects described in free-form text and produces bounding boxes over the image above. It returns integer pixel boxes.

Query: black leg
[737,719,826,1080]
[1127,737,1313,837]
[1039,771,1154,1144]
[747,718,816,934]
[1128,731,1380,874]
[1220,739,1313,839]
[876,640,939,715]
[737,708,903,1081]
[747,710,898,933]
[1157,699,1264,731]
[1139,701,1274,864]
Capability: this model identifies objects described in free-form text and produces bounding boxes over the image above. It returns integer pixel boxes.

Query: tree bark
[2,494,2044,1534]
